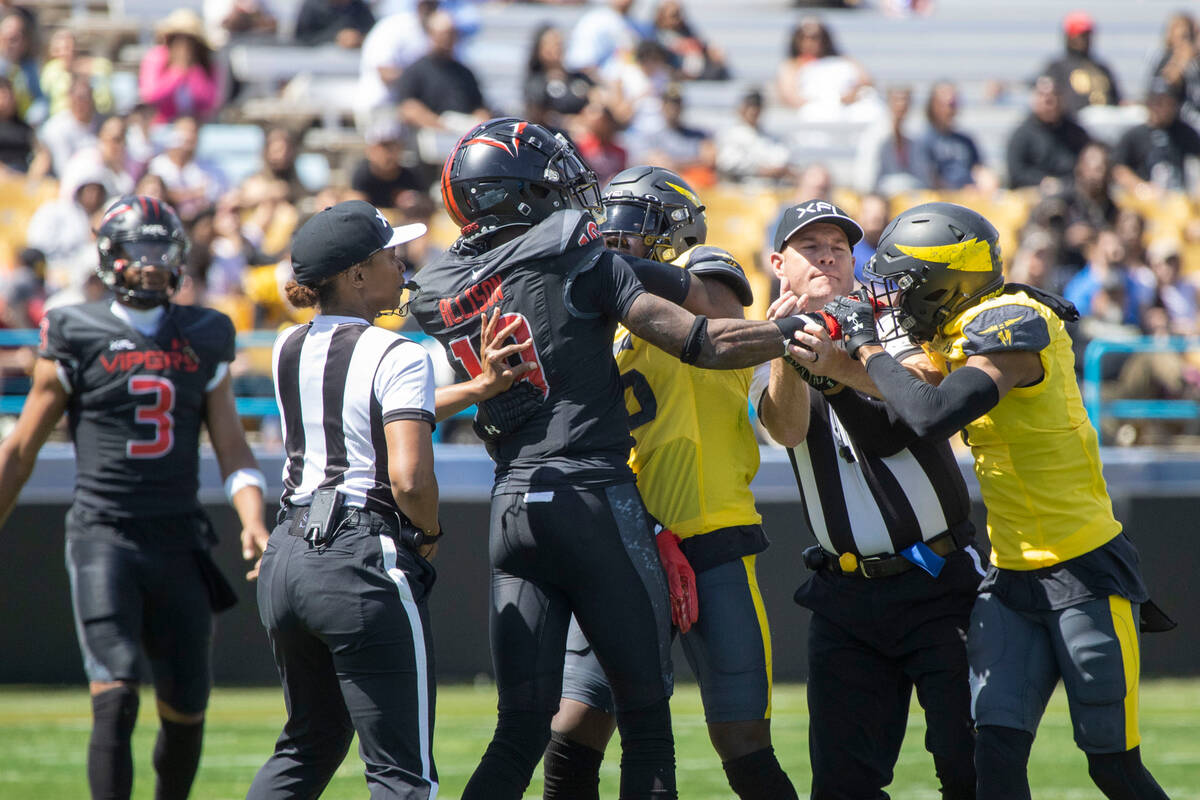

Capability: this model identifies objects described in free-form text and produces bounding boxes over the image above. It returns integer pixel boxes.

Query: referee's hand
[242,521,270,581]
[476,309,537,398]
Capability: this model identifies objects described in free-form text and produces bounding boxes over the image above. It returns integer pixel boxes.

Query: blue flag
[900,541,945,578]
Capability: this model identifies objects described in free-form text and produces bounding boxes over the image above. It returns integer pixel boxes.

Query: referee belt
[279,503,400,540]
[815,530,965,580]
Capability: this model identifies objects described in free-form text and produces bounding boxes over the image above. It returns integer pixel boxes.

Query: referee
[755,200,983,800]
[247,201,457,799]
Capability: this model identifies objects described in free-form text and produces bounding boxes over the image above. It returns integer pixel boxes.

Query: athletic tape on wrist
[224,468,267,502]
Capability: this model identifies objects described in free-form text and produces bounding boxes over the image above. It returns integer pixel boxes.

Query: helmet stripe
[895,238,994,272]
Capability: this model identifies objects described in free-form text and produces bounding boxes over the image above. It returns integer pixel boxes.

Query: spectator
[1112,78,1200,195]
[397,9,488,163]
[147,116,228,220]
[1034,140,1117,269]
[775,17,880,121]
[1040,11,1121,114]
[564,0,642,78]
[204,0,278,48]
[139,9,225,125]
[135,170,169,200]
[254,126,307,204]
[610,39,673,138]
[65,115,136,197]
[354,0,439,127]
[572,100,626,185]
[1153,12,1200,129]
[123,102,157,173]
[1137,239,1198,335]
[0,247,46,329]
[1005,74,1090,189]
[851,192,889,282]
[0,10,43,124]
[652,0,728,81]
[39,29,113,117]
[294,0,375,48]
[628,83,716,186]
[1114,206,1150,273]
[853,84,927,194]
[524,24,594,128]
[1063,227,1151,325]
[25,155,109,296]
[1007,228,1062,291]
[350,118,424,208]
[917,80,996,192]
[0,74,32,173]
[715,88,790,183]
[36,73,100,179]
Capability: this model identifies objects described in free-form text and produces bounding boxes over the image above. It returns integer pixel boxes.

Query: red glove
[655,527,699,634]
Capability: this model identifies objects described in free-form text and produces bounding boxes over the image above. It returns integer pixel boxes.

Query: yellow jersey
[614,250,761,540]
[927,289,1120,569]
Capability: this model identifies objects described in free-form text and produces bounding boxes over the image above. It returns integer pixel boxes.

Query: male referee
[758,199,982,800]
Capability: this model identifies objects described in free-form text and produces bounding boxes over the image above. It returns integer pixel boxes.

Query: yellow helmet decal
[895,238,993,272]
[664,180,700,207]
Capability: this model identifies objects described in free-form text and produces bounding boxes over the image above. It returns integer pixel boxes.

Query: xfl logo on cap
[375,209,391,231]
[799,201,841,217]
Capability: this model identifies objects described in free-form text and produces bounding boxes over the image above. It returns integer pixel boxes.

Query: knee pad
[722,746,798,800]
[92,685,140,741]
[975,725,1033,800]
[615,699,676,799]
[1086,749,1170,800]
[153,718,205,800]
[543,731,604,800]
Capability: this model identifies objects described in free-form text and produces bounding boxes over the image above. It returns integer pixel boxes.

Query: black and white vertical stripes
[272,316,436,512]
[784,392,972,558]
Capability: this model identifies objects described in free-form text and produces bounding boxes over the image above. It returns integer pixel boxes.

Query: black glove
[783,353,840,393]
[823,295,880,360]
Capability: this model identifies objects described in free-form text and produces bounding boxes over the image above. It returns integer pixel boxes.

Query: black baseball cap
[772,199,864,253]
[291,200,427,287]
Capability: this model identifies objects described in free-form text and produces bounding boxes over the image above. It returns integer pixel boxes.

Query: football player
[543,166,797,800]
[0,196,269,800]
[408,118,813,800]
[822,202,1171,800]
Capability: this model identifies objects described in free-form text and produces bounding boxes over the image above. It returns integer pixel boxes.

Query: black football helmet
[599,165,707,263]
[862,202,1004,340]
[440,117,603,242]
[96,195,190,308]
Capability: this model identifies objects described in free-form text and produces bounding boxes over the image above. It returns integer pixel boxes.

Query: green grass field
[2,681,1197,799]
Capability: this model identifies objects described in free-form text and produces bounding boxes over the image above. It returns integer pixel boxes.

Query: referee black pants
[247,511,437,800]
[798,547,982,800]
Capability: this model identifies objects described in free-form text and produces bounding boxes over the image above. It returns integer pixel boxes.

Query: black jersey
[38,301,237,517]
[410,210,645,491]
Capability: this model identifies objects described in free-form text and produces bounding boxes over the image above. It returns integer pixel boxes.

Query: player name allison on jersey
[438,274,504,328]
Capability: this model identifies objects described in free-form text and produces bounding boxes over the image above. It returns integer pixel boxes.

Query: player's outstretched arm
[205,371,270,580]
[434,308,535,422]
[621,292,794,370]
[0,358,68,529]
[758,291,812,447]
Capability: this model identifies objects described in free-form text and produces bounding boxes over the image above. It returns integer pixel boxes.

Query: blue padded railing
[1081,337,1200,428]
[0,328,476,441]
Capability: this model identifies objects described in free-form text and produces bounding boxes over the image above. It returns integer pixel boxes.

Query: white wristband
[224,467,267,502]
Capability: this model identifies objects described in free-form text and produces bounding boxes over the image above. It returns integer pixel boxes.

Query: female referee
[247,200,532,799]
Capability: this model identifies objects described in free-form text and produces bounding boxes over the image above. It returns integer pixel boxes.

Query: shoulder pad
[1003,283,1079,322]
[962,303,1049,356]
[676,245,753,307]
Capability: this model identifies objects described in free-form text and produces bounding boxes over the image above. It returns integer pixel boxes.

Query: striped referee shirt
[753,344,972,559]
[272,315,436,511]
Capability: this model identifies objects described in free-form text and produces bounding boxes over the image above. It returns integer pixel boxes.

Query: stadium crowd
[0,0,1197,446]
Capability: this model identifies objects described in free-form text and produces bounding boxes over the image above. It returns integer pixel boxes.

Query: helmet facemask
[99,238,187,309]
